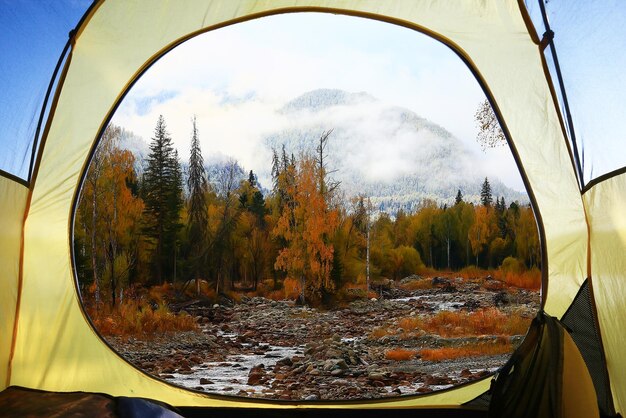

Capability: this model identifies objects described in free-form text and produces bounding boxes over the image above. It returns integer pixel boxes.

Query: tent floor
[0,386,488,417]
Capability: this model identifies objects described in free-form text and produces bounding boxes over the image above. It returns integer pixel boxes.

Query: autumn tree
[475,99,506,150]
[100,144,144,306]
[239,170,266,224]
[76,124,143,307]
[211,159,244,292]
[469,205,493,266]
[434,206,459,269]
[453,201,475,266]
[78,125,117,305]
[142,115,183,284]
[272,152,339,305]
[412,200,440,267]
[515,206,540,268]
[186,117,209,293]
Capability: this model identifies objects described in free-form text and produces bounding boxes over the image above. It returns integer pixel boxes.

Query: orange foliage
[420,340,512,362]
[272,155,340,303]
[369,327,390,339]
[385,348,418,361]
[498,269,541,290]
[395,308,530,338]
[88,299,197,339]
[148,283,172,303]
[457,266,490,280]
[283,277,302,300]
[398,316,422,331]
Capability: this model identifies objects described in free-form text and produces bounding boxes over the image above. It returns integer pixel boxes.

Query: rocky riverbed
[109,276,539,400]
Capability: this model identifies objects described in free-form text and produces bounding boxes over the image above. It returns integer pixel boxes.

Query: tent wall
[584,172,626,413]
[0,177,28,390]
[9,0,589,408]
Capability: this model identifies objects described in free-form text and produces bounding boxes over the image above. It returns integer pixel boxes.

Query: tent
[1,0,624,416]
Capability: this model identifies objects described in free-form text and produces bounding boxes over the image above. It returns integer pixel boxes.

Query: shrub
[502,268,541,290]
[385,348,418,361]
[393,308,531,338]
[500,256,524,274]
[369,327,391,339]
[420,340,512,362]
[458,265,488,280]
[88,296,198,339]
[283,277,302,300]
[398,279,433,291]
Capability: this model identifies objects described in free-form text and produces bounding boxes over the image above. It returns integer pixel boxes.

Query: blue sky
[2,2,623,187]
[0,0,90,179]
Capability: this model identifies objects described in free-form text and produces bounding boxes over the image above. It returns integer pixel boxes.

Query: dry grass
[398,316,422,331]
[88,299,197,339]
[369,327,391,339]
[393,308,531,338]
[497,269,541,290]
[457,266,488,280]
[385,348,419,361]
[398,279,433,291]
[420,340,513,362]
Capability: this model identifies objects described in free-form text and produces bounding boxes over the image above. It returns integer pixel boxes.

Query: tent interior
[1,1,625,416]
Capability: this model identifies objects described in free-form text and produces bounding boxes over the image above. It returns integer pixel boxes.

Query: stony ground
[109,276,539,400]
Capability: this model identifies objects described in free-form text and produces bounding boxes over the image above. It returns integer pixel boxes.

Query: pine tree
[239,169,266,225]
[455,189,463,205]
[142,115,183,284]
[186,117,209,288]
[480,177,493,207]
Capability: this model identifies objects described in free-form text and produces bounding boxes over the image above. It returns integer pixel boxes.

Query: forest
[74,115,541,311]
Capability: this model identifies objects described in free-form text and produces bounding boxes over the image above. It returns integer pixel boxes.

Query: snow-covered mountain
[265,89,526,211]
[117,88,527,213]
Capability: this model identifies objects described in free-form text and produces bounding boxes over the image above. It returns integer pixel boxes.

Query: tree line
[74,116,540,308]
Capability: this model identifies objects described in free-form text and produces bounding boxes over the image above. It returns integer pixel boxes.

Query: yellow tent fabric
[0,0,620,413]
[0,178,28,389]
[585,172,626,413]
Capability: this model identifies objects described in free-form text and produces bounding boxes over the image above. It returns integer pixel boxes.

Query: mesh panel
[561,279,614,416]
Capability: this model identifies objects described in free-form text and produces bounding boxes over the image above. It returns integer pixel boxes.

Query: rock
[331,369,344,377]
[304,394,319,401]
[368,373,385,381]
[432,277,450,287]
[248,364,267,385]
[494,291,510,306]
[424,375,453,385]
[276,357,293,367]
[199,378,213,384]
[247,372,264,385]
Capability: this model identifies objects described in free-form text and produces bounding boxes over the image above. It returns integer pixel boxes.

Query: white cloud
[111,12,525,192]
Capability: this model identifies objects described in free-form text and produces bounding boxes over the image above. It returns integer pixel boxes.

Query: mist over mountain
[118,88,527,214]
[266,89,526,211]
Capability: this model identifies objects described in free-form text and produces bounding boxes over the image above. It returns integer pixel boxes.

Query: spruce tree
[186,116,209,284]
[480,177,493,207]
[142,115,183,284]
[455,189,463,205]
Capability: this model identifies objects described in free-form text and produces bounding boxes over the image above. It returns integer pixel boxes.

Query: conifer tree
[455,189,463,205]
[142,115,183,284]
[480,177,493,207]
[186,117,209,289]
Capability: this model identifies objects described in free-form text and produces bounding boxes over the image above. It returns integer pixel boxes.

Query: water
[392,295,463,311]
[168,337,302,395]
